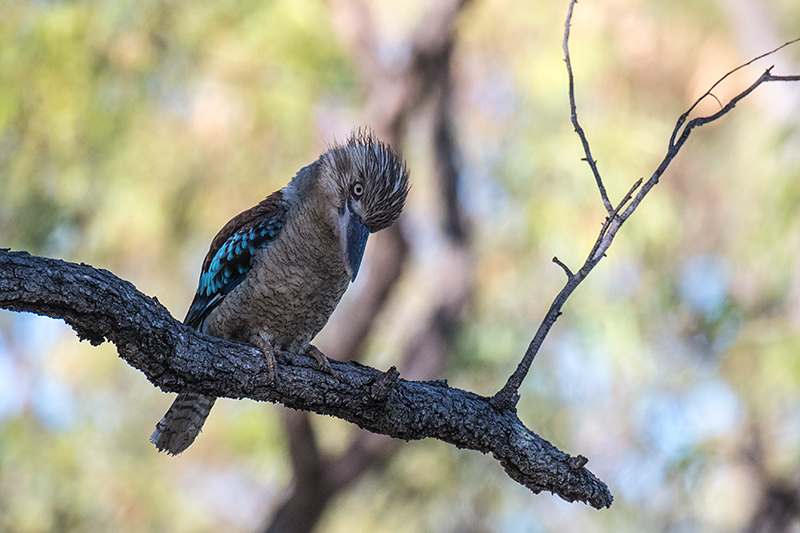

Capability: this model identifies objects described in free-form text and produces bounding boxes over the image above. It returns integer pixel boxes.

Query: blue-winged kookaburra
[151,130,410,455]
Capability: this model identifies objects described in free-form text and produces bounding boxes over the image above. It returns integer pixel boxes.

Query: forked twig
[492,0,800,409]
[670,36,800,148]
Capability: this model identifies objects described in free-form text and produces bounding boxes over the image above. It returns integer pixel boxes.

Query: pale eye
[352,182,364,198]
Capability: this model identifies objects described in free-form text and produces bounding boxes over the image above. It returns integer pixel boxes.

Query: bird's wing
[184,190,289,330]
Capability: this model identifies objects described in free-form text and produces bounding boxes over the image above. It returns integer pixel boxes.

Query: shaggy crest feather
[327,129,410,232]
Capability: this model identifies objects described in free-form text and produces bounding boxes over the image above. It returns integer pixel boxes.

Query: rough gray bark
[0,248,612,509]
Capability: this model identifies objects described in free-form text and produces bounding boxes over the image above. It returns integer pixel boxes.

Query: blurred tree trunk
[264,1,473,531]
[742,427,800,533]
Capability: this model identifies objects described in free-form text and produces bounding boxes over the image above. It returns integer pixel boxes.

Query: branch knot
[369,365,400,401]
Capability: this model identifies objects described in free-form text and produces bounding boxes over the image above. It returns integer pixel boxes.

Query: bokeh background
[2,0,800,531]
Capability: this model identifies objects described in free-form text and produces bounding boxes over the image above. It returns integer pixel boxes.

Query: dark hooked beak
[338,200,370,281]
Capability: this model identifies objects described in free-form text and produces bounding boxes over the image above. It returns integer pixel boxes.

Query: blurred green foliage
[2,0,800,531]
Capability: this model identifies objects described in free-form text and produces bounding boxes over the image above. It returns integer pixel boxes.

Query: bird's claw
[306,345,341,379]
[250,331,279,384]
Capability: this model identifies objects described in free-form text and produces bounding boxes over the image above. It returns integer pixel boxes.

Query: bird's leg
[306,345,340,379]
[249,330,279,383]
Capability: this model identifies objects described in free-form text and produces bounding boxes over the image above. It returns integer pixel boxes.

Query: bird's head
[321,129,410,281]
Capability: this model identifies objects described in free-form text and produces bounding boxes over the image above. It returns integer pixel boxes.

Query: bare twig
[588,177,643,263]
[670,36,800,148]
[563,0,613,214]
[492,0,800,409]
[552,256,573,278]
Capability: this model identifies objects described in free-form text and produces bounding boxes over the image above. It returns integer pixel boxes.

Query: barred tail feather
[150,393,216,455]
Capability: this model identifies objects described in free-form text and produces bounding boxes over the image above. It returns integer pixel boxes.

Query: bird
[150,129,409,455]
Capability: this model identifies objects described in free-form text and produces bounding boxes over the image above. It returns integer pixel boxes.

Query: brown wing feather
[201,189,286,272]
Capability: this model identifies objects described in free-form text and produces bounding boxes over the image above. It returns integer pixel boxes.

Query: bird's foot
[250,331,279,383]
[306,345,341,379]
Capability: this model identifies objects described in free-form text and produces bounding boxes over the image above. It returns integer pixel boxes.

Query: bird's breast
[202,209,350,354]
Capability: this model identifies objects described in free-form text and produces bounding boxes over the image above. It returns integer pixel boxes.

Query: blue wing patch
[184,195,288,330]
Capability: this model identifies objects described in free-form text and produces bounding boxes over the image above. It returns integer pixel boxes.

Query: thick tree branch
[0,249,612,509]
[491,1,800,409]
